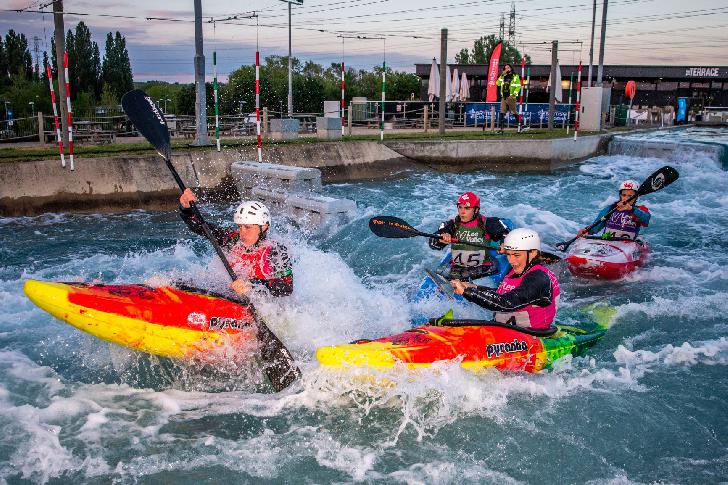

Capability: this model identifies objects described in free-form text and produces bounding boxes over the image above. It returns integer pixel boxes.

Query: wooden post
[424,105,429,133]
[37,111,45,145]
[262,107,269,135]
[490,106,495,131]
[438,28,447,135]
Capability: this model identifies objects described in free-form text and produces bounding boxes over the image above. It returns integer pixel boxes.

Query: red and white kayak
[565,237,649,280]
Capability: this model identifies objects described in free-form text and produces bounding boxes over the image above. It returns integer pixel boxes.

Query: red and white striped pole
[573,61,583,141]
[341,61,345,136]
[46,63,65,168]
[63,51,74,170]
[518,56,525,132]
[255,50,262,162]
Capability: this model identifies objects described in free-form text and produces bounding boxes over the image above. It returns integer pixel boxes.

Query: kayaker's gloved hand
[229,278,251,295]
[451,279,475,296]
[439,233,453,245]
[180,188,197,209]
[577,228,589,238]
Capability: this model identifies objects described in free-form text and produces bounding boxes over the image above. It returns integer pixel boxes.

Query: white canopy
[427,58,439,102]
[459,72,469,101]
[547,61,563,102]
[445,66,453,102]
[452,68,460,102]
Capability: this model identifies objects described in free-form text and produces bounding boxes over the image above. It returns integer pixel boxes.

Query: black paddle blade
[369,216,421,238]
[638,166,679,196]
[256,320,301,391]
[121,89,171,160]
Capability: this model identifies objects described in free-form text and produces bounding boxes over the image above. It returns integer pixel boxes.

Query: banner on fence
[465,102,573,126]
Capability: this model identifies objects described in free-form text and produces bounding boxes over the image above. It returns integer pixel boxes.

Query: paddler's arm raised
[179,188,237,247]
[452,271,553,312]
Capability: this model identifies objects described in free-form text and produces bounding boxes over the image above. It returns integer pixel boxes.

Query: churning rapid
[1,127,727,483]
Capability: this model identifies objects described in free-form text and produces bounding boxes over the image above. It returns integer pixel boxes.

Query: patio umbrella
[459,72,469,101]
[445,66,453,102]
[452,68,460,101]
[427,58,439,102]
[547,61,563,102]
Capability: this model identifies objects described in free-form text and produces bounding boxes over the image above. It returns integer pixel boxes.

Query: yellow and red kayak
[24,280,257,358]
[317,318,610,373]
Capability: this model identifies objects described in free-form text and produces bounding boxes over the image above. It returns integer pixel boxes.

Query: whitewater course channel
[1,127,727,483]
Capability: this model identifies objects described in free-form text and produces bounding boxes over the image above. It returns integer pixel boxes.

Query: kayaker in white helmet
[179,188,293,296]
[428,191,510,281]
[451,228,560,330]
[576,179,651,240]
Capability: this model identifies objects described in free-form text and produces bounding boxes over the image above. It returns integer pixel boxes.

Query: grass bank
[0,128,620,163]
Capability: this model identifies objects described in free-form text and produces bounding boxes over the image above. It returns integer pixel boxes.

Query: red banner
[486,42,503,102]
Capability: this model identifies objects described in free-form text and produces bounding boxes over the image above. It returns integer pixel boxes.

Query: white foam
[614,337,728,368]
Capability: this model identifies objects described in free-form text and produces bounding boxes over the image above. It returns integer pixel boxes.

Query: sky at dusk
[2,0,727,83]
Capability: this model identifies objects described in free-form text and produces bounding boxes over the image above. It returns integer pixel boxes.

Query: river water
[1,128,727,483]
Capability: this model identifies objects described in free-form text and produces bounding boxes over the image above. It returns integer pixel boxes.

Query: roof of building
[414,64,728,80]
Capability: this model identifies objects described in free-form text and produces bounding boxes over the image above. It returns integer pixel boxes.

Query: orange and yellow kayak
[317,317,611,373]
[24,280,257,358]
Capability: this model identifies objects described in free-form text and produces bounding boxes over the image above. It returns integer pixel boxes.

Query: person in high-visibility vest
[495,63,521,133]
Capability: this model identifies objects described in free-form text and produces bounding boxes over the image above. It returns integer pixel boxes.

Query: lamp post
[278,0,303,118]
[161,97,171,113]
[29,101,35,118]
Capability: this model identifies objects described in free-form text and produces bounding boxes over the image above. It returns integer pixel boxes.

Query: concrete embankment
[0,141,410,216]
[384,133,612,171]
[1,134,615,216]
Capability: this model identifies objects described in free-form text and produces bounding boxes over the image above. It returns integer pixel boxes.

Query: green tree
[456,35,531,66]
[3,30,33,81]
[68,22,101,100]
[101,31,133,101]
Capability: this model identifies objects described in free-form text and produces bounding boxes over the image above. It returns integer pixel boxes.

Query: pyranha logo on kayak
[487,339,528,358]
[209,316,249,330]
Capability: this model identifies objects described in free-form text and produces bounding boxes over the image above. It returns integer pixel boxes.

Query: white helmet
[233,201,270,226]
[619,180,639,192]
[502,228,541,251]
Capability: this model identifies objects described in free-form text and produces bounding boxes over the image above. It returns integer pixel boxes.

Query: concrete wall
[0,141,408,216]
[384,134,612,171]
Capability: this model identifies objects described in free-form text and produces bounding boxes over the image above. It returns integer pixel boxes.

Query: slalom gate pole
[341,60,345,136]
[213,51,220,151]
[46,63,65,168]
[380,60,385,141]
[255,50,262,162]
[63,51,74,171]
[573,61,582,140]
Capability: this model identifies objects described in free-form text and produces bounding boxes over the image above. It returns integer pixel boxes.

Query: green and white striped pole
[213,51,220,151]
[380,61,386,141]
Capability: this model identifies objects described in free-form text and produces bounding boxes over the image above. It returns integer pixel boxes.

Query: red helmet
[457,192,480,208]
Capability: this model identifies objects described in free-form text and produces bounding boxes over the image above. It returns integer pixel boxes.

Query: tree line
[141,55,421,117]
[2,25,524,122]
[0,24,133,119]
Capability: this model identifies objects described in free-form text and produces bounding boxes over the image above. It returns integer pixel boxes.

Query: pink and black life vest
[493,264,560,330]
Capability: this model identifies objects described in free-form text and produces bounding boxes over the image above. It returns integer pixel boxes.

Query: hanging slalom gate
[63,51,75,170]
[213,51,220,152]
[45,63,65,168]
